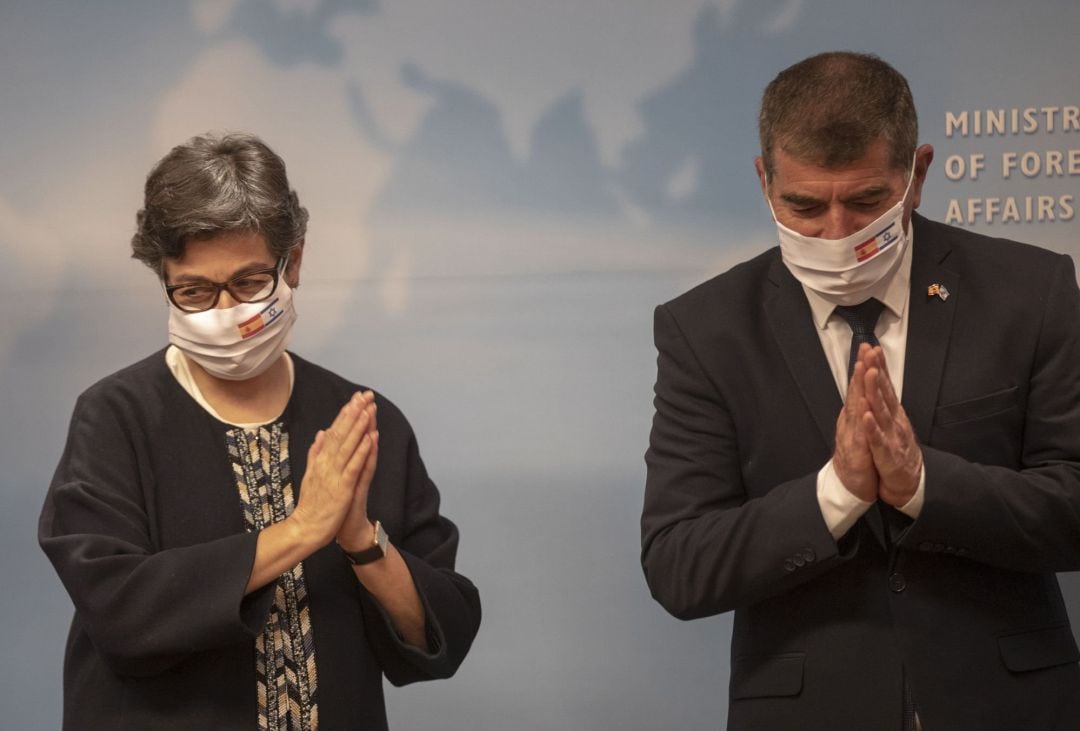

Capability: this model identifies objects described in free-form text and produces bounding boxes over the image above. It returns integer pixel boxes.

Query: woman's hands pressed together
[244,391,378,594]
[291,390,379,549]
[246,389,425,649]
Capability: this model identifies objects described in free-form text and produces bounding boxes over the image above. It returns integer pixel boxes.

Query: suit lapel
[902,215,959,443]
[764,258,890,548]
[764,255,842,452]
[762,223,956,550]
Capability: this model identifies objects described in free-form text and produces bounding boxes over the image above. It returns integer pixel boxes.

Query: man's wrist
[897,460,927,519]
[819,459,874,540]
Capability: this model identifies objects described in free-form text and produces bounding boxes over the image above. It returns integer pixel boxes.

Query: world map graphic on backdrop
[2,2,1078,729]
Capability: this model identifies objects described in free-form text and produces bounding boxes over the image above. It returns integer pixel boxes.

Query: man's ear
[754,156,769,197]
[910,144,934,210]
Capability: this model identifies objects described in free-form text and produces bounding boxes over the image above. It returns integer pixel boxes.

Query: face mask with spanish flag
[769,158,915,306]
[167,279,297,381]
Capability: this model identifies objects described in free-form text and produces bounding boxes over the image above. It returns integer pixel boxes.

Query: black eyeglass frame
[163,257,288,313]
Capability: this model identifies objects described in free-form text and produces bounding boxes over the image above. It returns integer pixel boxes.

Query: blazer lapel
[765,257,890,549]
[902,215,960,443]
[764,255,842,452]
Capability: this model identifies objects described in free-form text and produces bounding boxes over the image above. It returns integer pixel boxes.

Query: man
[641,52,1080,730]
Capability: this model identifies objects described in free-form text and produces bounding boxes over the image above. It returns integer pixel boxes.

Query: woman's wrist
[283,510,329,555]
[336,519,377,554]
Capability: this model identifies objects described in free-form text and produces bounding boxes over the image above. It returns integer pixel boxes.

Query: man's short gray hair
[131,132,308,273]
[758,52,918,179]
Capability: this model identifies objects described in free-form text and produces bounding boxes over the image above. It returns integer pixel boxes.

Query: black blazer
[642,214,1080,729]
[40,352,481,730]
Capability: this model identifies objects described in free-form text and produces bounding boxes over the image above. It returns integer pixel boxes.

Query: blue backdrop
[2,1,1078,728]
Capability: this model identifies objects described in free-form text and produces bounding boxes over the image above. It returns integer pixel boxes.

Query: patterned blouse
[227,424,319,730]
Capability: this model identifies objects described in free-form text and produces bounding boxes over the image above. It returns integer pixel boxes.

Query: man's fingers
[846,360,867,416]
[866,408,889,443]
[870,347,904,412]
[864,367,895,428]
[848,395,866,431]
[871,345,892,382]
[857,342,877,371]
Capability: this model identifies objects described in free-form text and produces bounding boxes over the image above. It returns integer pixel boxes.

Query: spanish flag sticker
[853,221,899,262]
[237,299,282,339]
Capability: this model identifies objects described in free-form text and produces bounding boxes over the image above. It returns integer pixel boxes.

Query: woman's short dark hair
[758,52,918,179]
[131,132,308,273]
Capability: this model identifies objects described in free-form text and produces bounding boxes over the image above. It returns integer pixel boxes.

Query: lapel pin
[927,283,950,301]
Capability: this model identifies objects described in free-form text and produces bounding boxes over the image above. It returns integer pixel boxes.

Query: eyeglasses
[164,259,286,313]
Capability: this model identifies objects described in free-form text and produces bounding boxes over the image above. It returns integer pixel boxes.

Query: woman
[39,133,481,730]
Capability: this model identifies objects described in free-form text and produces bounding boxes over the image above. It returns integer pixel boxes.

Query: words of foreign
[943,150,1077,224]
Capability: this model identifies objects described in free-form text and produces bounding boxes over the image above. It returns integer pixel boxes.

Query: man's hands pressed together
[861,345,922,507]
[833,353,879,503]
[834,343,922,507]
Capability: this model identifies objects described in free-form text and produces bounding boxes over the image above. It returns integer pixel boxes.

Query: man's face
[755,139,933,240]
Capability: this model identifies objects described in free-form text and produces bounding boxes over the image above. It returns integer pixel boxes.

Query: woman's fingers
[358,431,379,491]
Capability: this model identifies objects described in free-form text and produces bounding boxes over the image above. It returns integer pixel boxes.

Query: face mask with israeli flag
[769,157,916,305]
[168,279,297,381]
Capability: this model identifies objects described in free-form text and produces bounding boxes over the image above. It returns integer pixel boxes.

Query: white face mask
[768,158,916,305]
[168,279,297,381]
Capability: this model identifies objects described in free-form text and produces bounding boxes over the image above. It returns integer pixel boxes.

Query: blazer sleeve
[905,253,1080,572]
[38,387,275,678]
[355,411,481,686]
[641,303,852,619]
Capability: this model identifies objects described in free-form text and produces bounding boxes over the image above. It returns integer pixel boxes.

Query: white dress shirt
[797,235,926,540]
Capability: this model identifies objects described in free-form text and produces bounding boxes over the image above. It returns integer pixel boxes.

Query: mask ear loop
[158,261,176,307]
[279,240,304,289]
[896,151,919,233]
[762,165,778,221]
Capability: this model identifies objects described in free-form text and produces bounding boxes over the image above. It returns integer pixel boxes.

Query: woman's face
[162,231,302,310]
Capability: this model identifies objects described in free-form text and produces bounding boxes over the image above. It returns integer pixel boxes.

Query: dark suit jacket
[642,214,1080,730]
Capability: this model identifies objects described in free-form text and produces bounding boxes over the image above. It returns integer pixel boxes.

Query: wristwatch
[340,521,389,565]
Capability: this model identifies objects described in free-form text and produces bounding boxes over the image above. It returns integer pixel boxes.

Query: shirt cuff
[897,461,926,519]
[817,459,874,540]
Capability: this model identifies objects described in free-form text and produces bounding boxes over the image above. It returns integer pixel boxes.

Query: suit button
[888,572,907,593]
[944,546,956,554]
[957,548,970,557]
[919,541,933,551]
[932,543,945,552]
[802,548,816,563]
[793,554,806,567]
[784,559,796,572]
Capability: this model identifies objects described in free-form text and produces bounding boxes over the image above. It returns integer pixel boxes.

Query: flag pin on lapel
[927,283,950,301]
